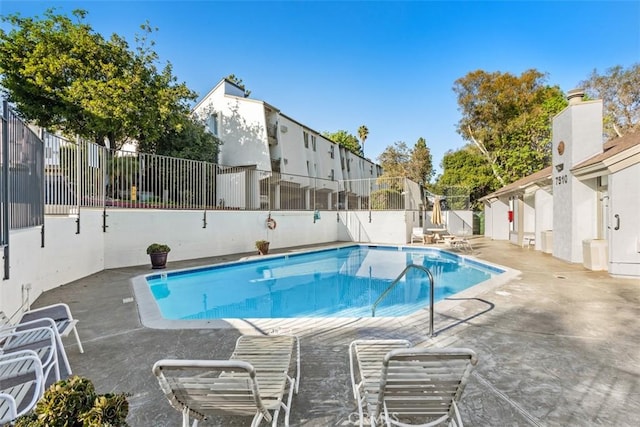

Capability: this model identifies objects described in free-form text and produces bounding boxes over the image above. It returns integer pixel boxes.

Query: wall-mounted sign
[557,141,565,155]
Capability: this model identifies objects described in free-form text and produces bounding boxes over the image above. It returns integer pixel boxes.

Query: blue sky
[2,1,639,177]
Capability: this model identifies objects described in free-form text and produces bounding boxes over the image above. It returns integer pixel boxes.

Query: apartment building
[193,78,382,185]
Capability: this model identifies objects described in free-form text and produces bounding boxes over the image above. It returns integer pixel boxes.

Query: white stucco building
[481,89,640,278]
[192,79,382,203]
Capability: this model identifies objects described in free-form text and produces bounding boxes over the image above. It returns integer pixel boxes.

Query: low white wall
[337,211,408,244]
[1,212,105,317]
[445,211,473,236]
[104,209,339,268]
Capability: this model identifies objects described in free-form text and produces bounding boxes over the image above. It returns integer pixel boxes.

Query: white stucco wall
[522,194,535,233]
[444,211,473,236]
[484,198,510,240]
[337,211,408,244]
[193,85,272,171]
[103,210,339,268]
[1,212,105,317]
[534,189,553,251]
[552,99,603,263]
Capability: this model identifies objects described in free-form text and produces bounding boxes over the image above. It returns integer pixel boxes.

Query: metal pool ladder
[371,264,436,337]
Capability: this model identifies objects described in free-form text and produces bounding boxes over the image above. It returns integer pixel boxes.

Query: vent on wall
[280,125,288,133]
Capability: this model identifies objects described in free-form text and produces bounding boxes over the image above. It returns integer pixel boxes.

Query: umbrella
[431,197,443,226]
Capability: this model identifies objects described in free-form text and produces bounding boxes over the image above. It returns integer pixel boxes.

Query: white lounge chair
[442,236,473,253]
[0,325,62,386]
[349,339,478,426]
[153,334,300,427]
[2,302,84,354]
[0,350,45,424]
[0,308,76,377]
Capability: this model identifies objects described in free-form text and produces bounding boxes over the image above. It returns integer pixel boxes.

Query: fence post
[1,101,9,279]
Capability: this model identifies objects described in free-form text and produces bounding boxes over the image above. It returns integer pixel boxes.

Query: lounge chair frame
[153,334,299,427]
[0,325,63,384]
[20,303,84,353]
[0,313,73,377]
[350,340,478,427]
[0,349,44,424]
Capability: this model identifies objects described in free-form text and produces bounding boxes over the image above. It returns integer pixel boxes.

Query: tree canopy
[433,145,495,210]
[357,125,369,155]
[322,130,362,155]
[580,63,640,139]
[378,141,410,178]
[408,137,433,184]
[377,139,434,184]
[0,9,197,151]
[149,114,221,162]
[453,69,567,186]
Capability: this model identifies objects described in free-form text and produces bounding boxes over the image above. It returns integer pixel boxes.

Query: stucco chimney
[567,88,585,105]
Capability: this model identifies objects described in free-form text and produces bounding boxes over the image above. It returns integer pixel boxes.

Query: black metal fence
[1,101,44,234]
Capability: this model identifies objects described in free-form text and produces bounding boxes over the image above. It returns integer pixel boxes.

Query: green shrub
[146,243,171,254]
[14,376,129,427]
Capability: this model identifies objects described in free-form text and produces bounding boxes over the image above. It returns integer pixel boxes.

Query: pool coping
[130,243,521,332]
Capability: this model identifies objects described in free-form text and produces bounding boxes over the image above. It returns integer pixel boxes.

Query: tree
[357,125,369,156]
[378,138,434,184]
[453,69,566,185]
[0,9,195,150]
[151,114,222,162]
[226,74,251,97]
[408,137,433,184]
[580,63,640,139]
[377,141,410,178]
[322,130,362,155]
[433,145,496,210]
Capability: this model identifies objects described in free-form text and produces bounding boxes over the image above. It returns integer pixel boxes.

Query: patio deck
[33,238,640,426]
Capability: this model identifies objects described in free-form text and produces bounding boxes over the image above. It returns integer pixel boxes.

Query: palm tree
[358,125,368,156]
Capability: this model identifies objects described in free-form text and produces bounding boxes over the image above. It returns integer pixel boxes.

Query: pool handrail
[371,264,435,337]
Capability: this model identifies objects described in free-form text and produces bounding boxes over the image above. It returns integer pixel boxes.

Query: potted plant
[146,243,171,269]
[255,239,270,255]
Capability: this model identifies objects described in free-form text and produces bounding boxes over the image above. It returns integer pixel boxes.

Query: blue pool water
[145,245,504,320]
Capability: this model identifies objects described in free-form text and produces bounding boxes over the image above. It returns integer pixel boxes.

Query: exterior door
[608,167,640,276]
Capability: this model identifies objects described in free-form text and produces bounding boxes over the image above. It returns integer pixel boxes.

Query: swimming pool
[139,245,504,322]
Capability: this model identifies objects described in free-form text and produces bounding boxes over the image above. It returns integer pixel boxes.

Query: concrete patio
[33,238,640,426]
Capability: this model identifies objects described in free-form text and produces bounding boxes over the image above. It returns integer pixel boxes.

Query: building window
[303,131,309,148]
[341,158,345,169]
[330,169,335,181]
[306,161,310,175]
[209,113,218,136]
[330,145,335,158]
[311,135,317,151]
